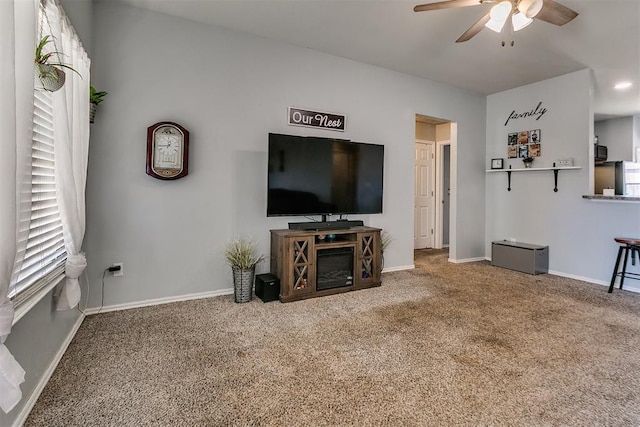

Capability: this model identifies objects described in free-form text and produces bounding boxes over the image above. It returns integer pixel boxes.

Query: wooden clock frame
[146,121,190,180]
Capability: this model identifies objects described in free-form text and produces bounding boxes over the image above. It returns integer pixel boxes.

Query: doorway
[415,115,453,252]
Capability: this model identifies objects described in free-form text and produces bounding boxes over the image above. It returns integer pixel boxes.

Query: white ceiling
[116,0,639,120]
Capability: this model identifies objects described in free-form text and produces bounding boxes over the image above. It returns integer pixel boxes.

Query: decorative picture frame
[529,143,541,157]
[529,129,541,143]
[491,158,504,169]
[518,144,529,158]
[517,131,529,144]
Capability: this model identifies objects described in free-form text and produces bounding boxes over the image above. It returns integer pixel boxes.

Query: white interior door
[414,141,435,249]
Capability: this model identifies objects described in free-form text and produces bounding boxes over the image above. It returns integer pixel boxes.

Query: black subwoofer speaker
[255,273,280,303]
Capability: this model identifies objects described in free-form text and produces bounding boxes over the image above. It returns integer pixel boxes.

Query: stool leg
[619,246,631,290]
[609,246,624,293]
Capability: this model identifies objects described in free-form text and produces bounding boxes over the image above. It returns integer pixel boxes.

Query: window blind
[9,89,66,300]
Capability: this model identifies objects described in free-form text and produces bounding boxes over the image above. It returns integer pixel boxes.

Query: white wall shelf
[486,166,581,192]
[486,166,581,173]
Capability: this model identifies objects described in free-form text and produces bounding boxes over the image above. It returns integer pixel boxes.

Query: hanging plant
[89,86,108,123]
[34,35,80,92]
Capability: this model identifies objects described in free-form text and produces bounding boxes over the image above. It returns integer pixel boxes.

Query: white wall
[85,1,486,309]
[486,70,640,288]
[595,116,634,161]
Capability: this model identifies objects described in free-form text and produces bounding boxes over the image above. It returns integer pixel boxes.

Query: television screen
[267,133,384,216]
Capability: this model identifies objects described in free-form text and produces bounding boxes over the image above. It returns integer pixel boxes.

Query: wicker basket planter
[224,238,264,304]
[34,64,66,92]
[232,267,255,303]
[90,103,97,123]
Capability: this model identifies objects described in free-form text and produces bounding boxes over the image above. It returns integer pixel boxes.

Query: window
[9,88,66,304]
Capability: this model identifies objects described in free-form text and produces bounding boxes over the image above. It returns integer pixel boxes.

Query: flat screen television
[267,133,384,217]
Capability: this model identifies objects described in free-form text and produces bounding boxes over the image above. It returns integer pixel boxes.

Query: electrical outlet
[112,262,124,277]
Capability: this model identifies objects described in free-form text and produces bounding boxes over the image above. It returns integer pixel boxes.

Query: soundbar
[288,220,364,231]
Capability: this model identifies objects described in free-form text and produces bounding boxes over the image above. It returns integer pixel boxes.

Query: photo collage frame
[508,129,541,159]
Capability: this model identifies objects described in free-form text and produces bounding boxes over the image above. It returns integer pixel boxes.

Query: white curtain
[43,0,91,311]
[0,0,35,414]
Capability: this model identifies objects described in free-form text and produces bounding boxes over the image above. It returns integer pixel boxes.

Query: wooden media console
[270,226,382,302]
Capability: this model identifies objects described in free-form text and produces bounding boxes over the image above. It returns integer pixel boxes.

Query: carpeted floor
[26,249,640,426]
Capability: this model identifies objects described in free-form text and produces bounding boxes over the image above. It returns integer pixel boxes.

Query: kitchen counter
[583,195,640,202]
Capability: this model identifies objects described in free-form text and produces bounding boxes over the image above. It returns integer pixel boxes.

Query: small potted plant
[224,238,265,303]
[380,230,392,271]
[522,157,534,168]
[34,35,81,92]
[89,86,108,123]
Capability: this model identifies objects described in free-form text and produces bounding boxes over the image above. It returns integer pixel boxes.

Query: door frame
[434,140,451,249]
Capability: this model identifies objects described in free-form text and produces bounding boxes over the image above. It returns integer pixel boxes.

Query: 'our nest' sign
[288,107,346,132]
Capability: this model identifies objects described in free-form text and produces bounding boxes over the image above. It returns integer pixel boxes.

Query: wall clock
[146,121,189,180]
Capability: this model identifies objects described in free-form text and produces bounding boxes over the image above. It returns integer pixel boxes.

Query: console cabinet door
[357,231,381,287]
[283,236,315,299]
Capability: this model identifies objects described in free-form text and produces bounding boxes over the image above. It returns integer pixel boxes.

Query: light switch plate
[556,158,574,167]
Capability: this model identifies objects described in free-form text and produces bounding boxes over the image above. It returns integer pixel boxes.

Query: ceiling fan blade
[534,0,578,26]
[414,0,482,12]
[456,12,491,42]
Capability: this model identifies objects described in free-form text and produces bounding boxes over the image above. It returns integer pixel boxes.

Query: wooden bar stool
[609,237,640,293]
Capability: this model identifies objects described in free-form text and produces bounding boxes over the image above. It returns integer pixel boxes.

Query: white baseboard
[449,257,486,264]
[13,314,85,427]
[84,288,234,315]
[383,264,415,273]
[548,270,607,286]
[548,270,640,294]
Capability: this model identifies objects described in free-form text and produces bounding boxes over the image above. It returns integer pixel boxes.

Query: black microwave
[594,144,608,162]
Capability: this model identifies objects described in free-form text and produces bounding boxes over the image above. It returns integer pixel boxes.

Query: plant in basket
[35,35,81,92]
[224,238,265,303]
[89,86,108,123]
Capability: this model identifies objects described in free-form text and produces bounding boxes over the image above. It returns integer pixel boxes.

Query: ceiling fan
[414,0,578,45]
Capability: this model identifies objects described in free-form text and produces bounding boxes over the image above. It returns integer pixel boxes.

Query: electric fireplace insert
[316,247,354,291]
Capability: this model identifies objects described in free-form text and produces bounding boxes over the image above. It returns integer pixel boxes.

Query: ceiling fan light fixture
[485,1,512,32]
[518,0,544,19]
[512,12,533,31]
[490,1,513,22]
[485,18,506,33]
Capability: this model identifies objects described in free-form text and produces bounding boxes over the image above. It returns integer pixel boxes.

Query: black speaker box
[255,273,280,303]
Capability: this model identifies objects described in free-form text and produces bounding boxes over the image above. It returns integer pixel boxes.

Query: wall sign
[504,101,547,126]
[288,107,346,132]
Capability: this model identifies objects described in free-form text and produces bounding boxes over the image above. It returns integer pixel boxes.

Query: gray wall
[1,290,83,426]
[85,1,486,309]
[595,116,635,162]
[485,70,640,287]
